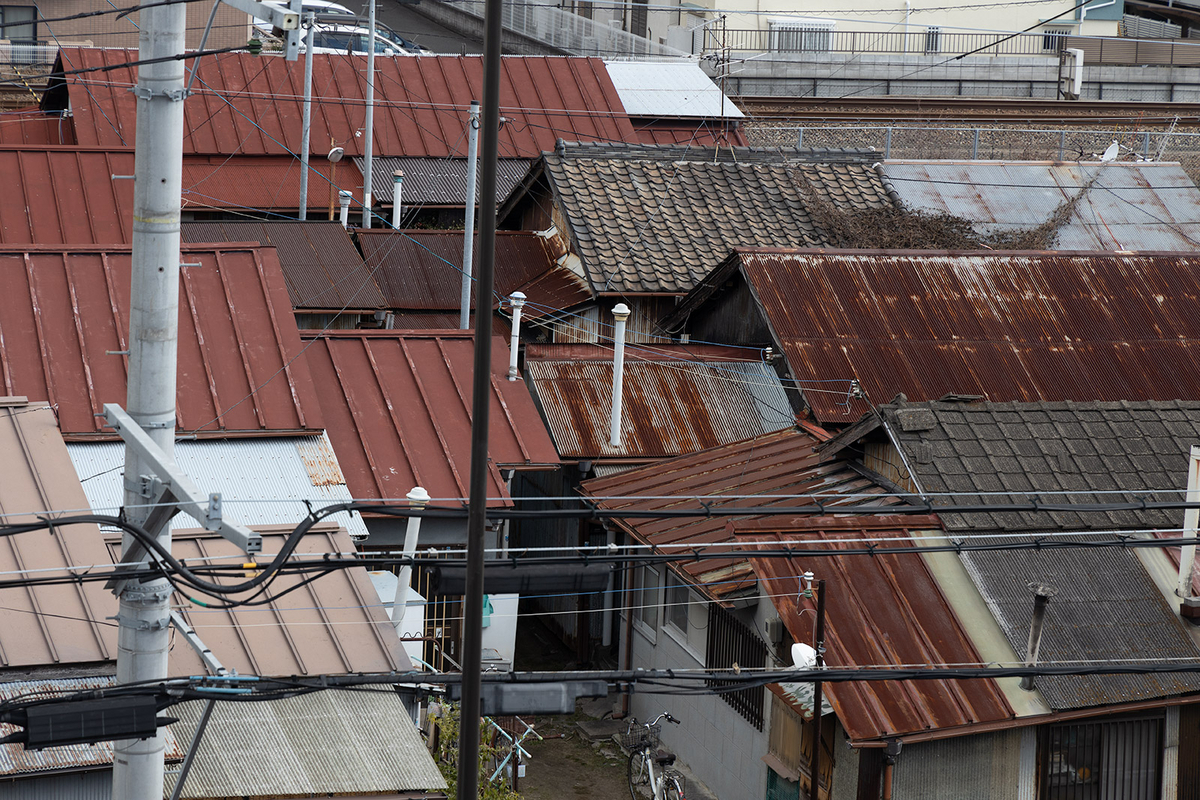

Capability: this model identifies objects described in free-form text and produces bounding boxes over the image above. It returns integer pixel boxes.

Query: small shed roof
[165,690,445,798]
[0,244,323,437]
[674,248,1200,423]
[525,343,795,459]
[880,160,1200,251]
[740,516,1015,742]
[181,220,386,310]
[515,143,891,294]
[580,427,900,600]
[303,330,560,507]
[604,61,744,119]
[50,50,638,158]
[356,229,590,314]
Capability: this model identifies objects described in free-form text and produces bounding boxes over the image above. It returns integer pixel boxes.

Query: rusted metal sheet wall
[736,250,1200,423]
[0,245,323,437]
[58,49,638,158]
[890,729,1023,800]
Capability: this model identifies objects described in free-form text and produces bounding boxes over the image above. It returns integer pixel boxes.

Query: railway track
[734,96,1200,126]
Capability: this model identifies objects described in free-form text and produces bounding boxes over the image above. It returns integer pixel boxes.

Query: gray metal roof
[355,156,531,205]
[164,690,445,798]
[875,399,1200,711]
[604,61,744,119]
[67,434,370,541]
[880,161,1200,251]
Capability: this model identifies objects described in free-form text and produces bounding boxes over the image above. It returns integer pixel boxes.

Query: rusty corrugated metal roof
[106,524,410,677]
[0,401,115,670]
[740,516,1015,743]
[52,50,639,158]
[711,249,1200,423]
[525,343,795,459]
[0,244,323,437]
[303,330,560,507]
[580,427,900,601]
[181,155,364,213]
[0,677,184,776]
[182,220,386,310]
[356,230,589,315]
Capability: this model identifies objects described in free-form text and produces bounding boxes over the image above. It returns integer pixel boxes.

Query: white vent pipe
[391,170,404,229]
[392,486,431,637]
[338,190,352,228]
[507,292,526,381]
[609,303,631,448]
[1177,446,1200,599]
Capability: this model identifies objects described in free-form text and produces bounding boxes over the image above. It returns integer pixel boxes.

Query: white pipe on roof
[393,486,431,637]
[391,170,404,229]
[1176,446,1200,600]
[338,190,352,228]
[609,303,631,448]
[508,292,525,381]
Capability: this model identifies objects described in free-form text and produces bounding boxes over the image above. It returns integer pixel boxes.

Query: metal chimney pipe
[609,303,631,448]
[507,292,526,381]
[460,100,482,331]
[338,190,352,228]
[1020,582,1058,691]
[392,486,431,638]
[391,170,404,229]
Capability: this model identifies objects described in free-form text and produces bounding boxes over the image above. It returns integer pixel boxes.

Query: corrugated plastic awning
[0,244,323,437]
[739,516,1015,742]
[303,330,560,507]
[54,49,638,158]
[182,220,386,310]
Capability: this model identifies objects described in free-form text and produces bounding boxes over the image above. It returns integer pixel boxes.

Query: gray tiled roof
[882,399,1200,533]
[881,399,1200,711]
[542,145,891,294]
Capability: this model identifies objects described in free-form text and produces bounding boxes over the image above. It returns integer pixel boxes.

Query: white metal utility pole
[361,0,377,228]
[112,1,187,797]
[298,12,316,220]
[459,100,481,330]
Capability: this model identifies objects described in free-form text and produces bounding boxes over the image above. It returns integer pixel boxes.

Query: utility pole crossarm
[102,403,262,555]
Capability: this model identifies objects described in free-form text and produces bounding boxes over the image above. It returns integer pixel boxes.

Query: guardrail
[0,40,64,67]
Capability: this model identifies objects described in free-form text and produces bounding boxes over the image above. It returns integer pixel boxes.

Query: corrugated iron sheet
[733,249,1200,423]
[67,434,369,541]
[881,161,1200,251]
[181,220,386,310]
[889,728,1023,798]
[356,229,590,314]
[55,49,638,157]
[580,427,901,600]
[0,677,183,777]
[181,155,364,213]
[303,330,560,507]
[0,244,323,437]
[357,156,532,205]
[0,147,134,244]
[525,344,795,459]
[104,524,410,676]
[604,61,745,119]
[3,768,111,800]
[164,690,444,798]
[0,403,114,670]
[741,516,1015,742]
[960,542,1200,711]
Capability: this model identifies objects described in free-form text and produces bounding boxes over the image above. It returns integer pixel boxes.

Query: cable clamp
[106,613,170,631]
[204,492,222,532]
[129,85,190,102]
[126,474,166,499]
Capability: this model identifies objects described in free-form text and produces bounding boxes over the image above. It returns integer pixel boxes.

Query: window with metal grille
[1042,26,1070,51]
[1041,713,1163,800]
[705,602,767,730]
[769,18,834,52]
[924,26,941,54]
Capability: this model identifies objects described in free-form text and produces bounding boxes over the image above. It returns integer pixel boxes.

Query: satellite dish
[1100,140,1119,163]
[792,642,817,668]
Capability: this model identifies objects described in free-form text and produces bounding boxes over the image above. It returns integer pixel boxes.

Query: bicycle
[624,712,687,800]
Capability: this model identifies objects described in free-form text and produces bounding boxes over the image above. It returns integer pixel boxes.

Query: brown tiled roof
[536,144,891,294]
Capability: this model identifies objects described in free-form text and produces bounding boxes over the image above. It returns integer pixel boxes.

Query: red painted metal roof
[56,49,639,158]
[727,249,1200,423]
[0,244,323,437]
[635,121,748,147]
[302,330,559,507]
[356,230,590,315]
[580,427,900,601]
[0,147,135,244]
[182,155,364,213]
[739,516,1015,742]
[0,110,75,145]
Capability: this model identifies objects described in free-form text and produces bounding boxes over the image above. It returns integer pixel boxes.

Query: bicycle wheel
[665,774,686,800]
[628,750,651,800]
